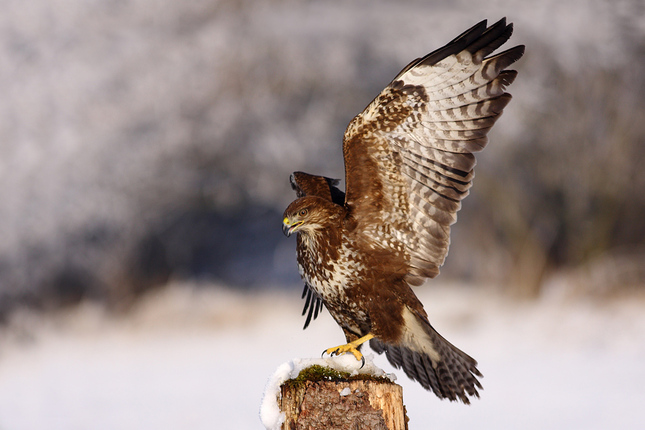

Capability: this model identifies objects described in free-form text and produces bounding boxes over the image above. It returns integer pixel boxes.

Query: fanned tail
[370,308,482,404]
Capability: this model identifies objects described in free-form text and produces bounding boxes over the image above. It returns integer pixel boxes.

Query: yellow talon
[324,333,375,361]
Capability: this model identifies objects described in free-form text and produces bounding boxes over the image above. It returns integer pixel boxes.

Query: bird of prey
[282,18,524,403]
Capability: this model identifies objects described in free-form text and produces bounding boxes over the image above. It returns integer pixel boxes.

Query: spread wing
[342,18,524,285]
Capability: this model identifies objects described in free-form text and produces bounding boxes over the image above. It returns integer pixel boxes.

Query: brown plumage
[282,18,524,403]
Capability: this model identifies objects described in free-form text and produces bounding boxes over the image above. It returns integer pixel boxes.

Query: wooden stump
[279,365,408,430]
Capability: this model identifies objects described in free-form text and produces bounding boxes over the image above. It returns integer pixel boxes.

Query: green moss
[282,365,392,390]
[295,365,351,382]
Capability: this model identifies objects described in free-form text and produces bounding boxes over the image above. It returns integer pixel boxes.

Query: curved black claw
[360,356,366,369]
[322,349,338,358]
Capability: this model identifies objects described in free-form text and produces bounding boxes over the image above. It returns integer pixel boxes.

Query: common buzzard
[282,18,524,403]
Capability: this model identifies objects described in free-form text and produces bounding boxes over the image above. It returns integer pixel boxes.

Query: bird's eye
[299,209,308,217]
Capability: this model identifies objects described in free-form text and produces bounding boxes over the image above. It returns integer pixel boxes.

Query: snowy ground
[0,282,644,430]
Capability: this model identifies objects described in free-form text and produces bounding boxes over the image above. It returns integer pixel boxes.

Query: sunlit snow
[0,283,643,430]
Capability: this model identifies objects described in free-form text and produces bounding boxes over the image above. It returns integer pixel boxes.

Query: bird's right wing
[341,18,524,285]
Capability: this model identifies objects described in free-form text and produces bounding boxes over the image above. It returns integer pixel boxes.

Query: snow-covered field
[0,283,644,430]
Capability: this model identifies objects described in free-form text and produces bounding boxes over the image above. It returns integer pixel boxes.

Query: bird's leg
[323,333,375,364]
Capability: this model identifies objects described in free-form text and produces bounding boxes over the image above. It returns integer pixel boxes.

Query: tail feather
[370,308,482,404]
[421,353,444,398]
[412,349,431,389]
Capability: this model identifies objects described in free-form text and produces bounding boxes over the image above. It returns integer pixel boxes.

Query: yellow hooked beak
[282,217,303,237]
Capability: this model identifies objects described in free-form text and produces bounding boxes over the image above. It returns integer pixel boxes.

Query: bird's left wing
[290,171,345,205]
[342,18,524,285]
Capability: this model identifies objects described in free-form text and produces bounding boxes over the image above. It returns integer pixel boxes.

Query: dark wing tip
[418,19,490,67]
[394,18,520,82]
[497,44,526,62]
[393,20,489,80]
[466,18,513,58]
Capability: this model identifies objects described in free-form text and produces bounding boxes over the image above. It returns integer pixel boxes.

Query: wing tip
[414,17,521,70]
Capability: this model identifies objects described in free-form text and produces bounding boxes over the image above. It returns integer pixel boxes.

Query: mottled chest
[296,233,367,302]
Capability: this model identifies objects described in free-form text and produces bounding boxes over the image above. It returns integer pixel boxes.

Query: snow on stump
[261,355,408,430]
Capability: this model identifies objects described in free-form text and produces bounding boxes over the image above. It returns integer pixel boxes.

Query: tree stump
[279,365,408,430]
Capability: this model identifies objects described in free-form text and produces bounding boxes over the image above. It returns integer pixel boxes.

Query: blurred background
[0,0,644,429]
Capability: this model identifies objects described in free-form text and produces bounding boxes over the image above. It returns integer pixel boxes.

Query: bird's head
[282,196,341,237]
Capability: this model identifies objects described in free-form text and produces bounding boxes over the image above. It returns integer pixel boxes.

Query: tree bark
[279,373,408,430]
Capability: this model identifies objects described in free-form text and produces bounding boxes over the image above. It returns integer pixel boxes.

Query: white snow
[0,282,644,430]
[260,354,394,430]
[260,362,289,430]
